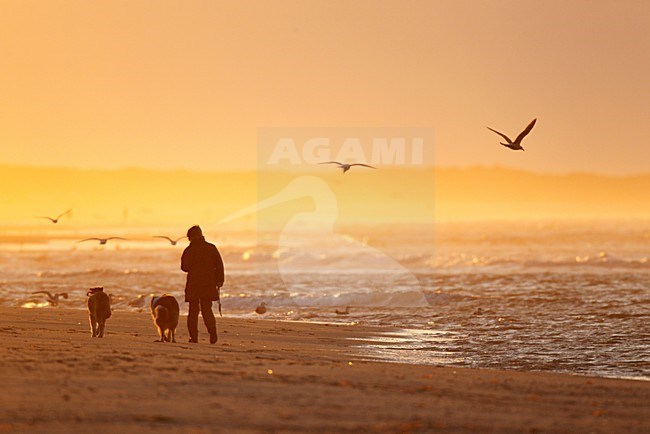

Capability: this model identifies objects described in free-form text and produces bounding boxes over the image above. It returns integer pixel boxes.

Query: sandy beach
[0,307,646,433]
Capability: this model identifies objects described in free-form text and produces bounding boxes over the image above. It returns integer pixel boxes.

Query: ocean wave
[32,268,176,278]
[430,254,650,272]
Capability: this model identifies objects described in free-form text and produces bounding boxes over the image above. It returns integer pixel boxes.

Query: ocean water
[0,221,648,380]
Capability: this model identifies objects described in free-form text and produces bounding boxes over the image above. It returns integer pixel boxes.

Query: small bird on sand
[31,291,68,306]
[487,118,537,151]
[335,306,351,315]
[127,294,149,308]
[77,237,127,245]
[319,161,377,173]
[36,209,71,224]
[255,302,267,315]
[153,236,184,246]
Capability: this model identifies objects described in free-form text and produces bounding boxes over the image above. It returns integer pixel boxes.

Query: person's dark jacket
[181,236,224,302]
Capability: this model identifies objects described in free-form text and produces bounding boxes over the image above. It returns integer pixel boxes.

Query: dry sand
[0,306,647,433]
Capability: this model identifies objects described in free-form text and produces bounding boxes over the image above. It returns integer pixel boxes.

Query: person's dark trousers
[187,298,217,343]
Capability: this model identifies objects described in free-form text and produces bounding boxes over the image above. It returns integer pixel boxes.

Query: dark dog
[150,295,180,343]
[87,287,111,338]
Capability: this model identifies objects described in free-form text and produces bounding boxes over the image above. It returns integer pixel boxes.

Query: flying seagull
[319,161,377,173]
[36,209,72,224]
[487,118,537,151]
[77,237,127,245]
[31,291,68,306]
[153,236,184,246]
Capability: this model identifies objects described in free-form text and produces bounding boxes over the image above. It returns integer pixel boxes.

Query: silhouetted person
[181,225,224,344]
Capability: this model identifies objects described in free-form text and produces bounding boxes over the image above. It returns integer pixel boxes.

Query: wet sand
[0,306,648,433]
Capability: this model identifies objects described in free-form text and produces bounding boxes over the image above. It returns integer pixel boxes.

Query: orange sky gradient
[3,165,650,227]
[1,1,649,175]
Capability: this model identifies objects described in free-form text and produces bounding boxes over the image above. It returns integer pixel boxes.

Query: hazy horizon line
[3,162,650,179]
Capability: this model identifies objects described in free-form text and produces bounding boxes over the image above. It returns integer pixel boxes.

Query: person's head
[187,225,203,241]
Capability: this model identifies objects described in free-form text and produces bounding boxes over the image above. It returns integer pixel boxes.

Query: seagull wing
[36,216,56,222]
[107,237,128,241]
[514,118,537,144]
[32,291,53,298]
[154,236,173,242]
[173,236,185,242]
[319,161,343,166]
[500,143,519,151]
[350,163,377,169]
[56,209,72,220]
[486,127,513,144]
[77,238,100,243]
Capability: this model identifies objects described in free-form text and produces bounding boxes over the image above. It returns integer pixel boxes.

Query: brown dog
[87,287,111,338]
[150,295,180,343]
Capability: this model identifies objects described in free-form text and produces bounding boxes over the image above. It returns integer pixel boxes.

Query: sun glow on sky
[1,1,650,226]
[0,1,649,175]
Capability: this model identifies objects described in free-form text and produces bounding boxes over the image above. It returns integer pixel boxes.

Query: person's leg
[187,300,200,342]
[199,298,218,344]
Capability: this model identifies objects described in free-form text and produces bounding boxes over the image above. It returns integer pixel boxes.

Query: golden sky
[1,1,649,174]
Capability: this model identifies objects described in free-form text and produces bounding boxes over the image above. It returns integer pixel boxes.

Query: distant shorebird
[487,118,537,151]
[77,237,127,245]
[255,302,267,315]
[335,306,351,315]
[153,236,184,246]
[127,294,149,308]
[31,291,68,306]
[36,209,71,224]
[319,161,377,173]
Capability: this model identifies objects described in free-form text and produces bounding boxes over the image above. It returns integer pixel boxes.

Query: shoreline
[10,304,650,383]
[0,306,648,433]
